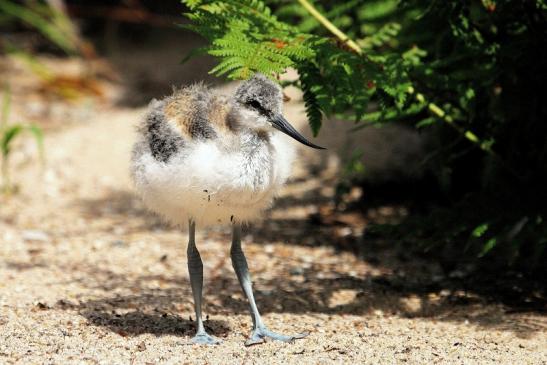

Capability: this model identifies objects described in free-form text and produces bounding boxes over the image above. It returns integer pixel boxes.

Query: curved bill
[271,114,326,150]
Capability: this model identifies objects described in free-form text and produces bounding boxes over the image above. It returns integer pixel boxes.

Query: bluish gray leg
[187,220,221,345]
[231,223,308,346]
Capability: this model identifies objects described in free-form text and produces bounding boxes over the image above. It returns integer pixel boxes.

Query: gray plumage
[234,74,283,116]
[142,100,185,163]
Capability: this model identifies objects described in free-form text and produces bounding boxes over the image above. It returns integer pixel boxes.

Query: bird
[130,73,324,346]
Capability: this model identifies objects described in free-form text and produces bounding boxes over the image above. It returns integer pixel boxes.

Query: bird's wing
[163,84,233,141]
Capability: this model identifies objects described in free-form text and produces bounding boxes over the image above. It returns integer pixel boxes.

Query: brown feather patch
[163,85,232,140]
[163,95,194,138]
[208,96,232,132]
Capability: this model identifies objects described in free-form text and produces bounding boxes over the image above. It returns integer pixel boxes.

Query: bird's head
[233,73,324,149]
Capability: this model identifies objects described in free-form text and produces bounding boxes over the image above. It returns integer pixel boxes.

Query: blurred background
[0,1,546,362]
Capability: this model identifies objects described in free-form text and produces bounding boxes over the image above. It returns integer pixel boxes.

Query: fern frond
[359,22,401,50]
[298,63,325,136]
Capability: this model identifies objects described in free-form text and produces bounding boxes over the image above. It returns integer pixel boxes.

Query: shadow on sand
[55,237,545,341]
[67,148,546,341]
[56,262,546,341]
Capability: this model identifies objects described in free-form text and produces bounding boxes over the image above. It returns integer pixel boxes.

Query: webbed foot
[244,327,308,346]
[188,331,222,345]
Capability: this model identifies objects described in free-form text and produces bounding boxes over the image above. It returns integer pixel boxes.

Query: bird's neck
[238,128,271,152]
[226,104,272,152]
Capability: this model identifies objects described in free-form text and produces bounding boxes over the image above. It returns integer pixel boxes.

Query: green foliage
[374,198,546,271]
[182,0,425,133]
[0,85,44,193]
[182,0,547,270]
[0,0,79,54]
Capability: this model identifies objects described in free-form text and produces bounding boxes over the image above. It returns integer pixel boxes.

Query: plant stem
[1,154,10,192]
[296,0,362,55]
[406,86,490,153]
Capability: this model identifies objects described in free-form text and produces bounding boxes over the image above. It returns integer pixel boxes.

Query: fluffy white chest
[132,132,294,227]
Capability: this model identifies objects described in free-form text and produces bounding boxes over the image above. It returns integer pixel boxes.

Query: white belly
[131,133,294,227]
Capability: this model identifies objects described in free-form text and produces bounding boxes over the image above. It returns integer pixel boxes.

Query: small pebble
[22,230,50,243]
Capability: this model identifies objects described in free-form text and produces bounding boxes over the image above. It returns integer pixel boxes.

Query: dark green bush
[182,0,547,270]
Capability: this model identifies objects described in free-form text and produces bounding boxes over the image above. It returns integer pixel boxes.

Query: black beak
[270,114,325,150]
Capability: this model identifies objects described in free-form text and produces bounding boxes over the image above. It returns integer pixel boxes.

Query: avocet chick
[131,73,323,345]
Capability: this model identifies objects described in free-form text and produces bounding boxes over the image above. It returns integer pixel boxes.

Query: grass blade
[26,124,45,163]
[1,124,23,156]
[0,0,77,54]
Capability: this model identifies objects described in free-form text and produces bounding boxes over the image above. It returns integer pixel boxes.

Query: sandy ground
[0,57,546,364]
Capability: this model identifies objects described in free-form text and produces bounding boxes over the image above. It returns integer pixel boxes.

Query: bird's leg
[231,223,308,346]
[186,220,221,345]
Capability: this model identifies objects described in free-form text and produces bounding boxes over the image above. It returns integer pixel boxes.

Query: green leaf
[478,238,498,257]
[471,223,489,238]
[298,63,324,136]
[180,47,208,64]
[1,124,23,157]
[0,124,44,160]
[416,117,437,128]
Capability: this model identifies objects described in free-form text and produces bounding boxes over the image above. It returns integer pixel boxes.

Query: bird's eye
[248,100,261,110]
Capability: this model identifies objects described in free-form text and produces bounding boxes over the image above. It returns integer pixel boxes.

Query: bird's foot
[188,331,222,345]
[244,326,308,346]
